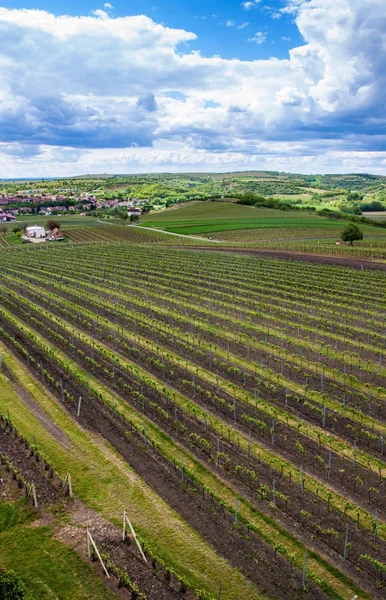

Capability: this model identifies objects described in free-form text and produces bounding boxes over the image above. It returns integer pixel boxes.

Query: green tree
[46,219,61,231]
[341,224,363,245]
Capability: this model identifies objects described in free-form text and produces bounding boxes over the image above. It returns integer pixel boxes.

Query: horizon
[1,168,386,182]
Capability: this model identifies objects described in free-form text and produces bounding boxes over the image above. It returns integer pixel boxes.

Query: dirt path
[183,246,386,270]
[138,225,223,242]
[2,364,72,450]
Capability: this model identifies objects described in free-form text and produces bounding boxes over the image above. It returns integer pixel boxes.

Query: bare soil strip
[183,247,386,270]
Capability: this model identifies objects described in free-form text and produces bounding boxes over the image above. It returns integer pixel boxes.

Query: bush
[0,570,30,599]
[360,200,385,212]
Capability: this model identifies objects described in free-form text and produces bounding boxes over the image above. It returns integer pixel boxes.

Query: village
[0,189,146,222]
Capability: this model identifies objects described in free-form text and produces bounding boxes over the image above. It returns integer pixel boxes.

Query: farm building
[25,225,46,239]
[127,207,142,217]
[47,227,65,241]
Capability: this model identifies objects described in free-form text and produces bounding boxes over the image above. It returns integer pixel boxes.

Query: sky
[0,0,385,176]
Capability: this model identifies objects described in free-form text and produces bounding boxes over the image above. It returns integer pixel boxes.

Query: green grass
[0,502,118,600]
[17,215,107,228]
[140,202,346,235]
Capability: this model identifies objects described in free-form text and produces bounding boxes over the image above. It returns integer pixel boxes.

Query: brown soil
[57,499,196,600]
[183,247,386,270]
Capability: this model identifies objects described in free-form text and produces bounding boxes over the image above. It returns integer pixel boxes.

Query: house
[25,226,46,239]
[0,212,16,222]
[47,227,65,241]
[127,207,142,217]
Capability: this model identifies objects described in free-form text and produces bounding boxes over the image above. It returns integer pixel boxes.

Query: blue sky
[0,0,385,176]
[2,0,302,60]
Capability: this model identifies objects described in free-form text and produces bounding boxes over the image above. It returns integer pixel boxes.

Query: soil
[0,418,61,506]
[183,246,386,270]
[57,499,197,600]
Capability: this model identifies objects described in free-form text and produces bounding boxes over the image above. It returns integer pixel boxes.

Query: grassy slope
[0,502,119,600]
[0,345,261,600]
[140,203,347,235]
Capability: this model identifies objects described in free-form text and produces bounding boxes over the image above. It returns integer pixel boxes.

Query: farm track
[1,243,385,599]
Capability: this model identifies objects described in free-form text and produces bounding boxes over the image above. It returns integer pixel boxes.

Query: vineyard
[139,202,386,261]
[1,241,386,599]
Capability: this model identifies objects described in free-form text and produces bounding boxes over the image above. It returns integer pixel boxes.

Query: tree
[341,224,363,245]
[46,219,61,231]
[129,214,139,223]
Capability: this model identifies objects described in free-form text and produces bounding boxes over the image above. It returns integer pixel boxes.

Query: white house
[127,207,142,217]
[25,226,46,239]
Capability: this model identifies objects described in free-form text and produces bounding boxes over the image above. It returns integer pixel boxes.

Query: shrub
[0,570,30,599]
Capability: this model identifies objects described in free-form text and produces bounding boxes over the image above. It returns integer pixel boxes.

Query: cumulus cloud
[0,1,386,174]
[241,0,261,10]
[248,31,267,44]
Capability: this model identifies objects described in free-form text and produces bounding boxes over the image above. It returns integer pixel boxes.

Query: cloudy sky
[0,0,385,176]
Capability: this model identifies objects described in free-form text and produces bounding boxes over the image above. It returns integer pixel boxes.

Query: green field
[140,202,341,235]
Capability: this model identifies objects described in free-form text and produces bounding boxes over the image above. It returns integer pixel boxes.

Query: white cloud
[104,2,114,8]
[92,9,109,19]
[224,20,249,28]
[241,0,261,10]
[248,31,267,44]
[0,2,385,174]
[275,86,305,106]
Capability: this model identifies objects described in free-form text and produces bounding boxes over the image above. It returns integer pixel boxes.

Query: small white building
[25,226,46,239]
[127,207,142,217]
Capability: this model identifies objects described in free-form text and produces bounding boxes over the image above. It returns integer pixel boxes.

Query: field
[139,201,386,260]
[1,233,386,600]
[140,203,338,235]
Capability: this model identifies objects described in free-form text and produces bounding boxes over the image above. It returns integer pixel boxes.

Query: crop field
[64,225,209,245]
[140,203,339,235]
[1,240,386,600]
[139,202,386,260]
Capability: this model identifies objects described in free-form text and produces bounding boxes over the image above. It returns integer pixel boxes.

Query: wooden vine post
[122,510,147,563]
[63,472,73,498]
[30,483,38,508]
[86,528,110,578]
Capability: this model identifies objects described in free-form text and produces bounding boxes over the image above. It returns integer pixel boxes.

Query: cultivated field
[1,239,386,599]
[140,202,386,260]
